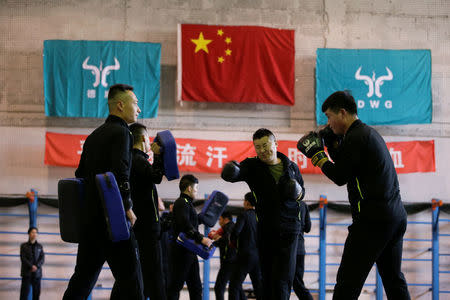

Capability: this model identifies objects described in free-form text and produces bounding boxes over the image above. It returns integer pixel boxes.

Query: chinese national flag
[178,24,295,105]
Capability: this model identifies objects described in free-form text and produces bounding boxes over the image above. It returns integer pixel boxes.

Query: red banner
[179,24,295,105]
[45,132,435,175]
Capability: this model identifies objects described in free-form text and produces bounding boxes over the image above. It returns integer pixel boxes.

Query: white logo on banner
[355,66,393,110]
[82,57,120,88]
[389,147,405,168]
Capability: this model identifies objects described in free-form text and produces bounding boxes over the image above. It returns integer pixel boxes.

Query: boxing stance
[64,84,144,300]
[297,91,410,300]
[167,174,213,300]
[222,128,305,300]
[129,123,166,300]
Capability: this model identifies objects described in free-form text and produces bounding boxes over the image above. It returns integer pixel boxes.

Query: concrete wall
[1,0,449,202]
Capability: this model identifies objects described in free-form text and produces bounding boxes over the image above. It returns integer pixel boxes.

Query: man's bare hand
[31,265,37,272]
[126,209,137,227]
[201,237,213,248]
[151,142,161,155]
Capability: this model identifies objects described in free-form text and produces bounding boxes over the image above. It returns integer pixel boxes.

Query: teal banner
[316,49,431,125]
[44,40,161,118]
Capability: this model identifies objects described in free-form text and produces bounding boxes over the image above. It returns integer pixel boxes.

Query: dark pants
[214,262,235,300]
[167,242,202,300]
[258,231,298,300]
[20,276,41,300]
[160,230,171,292]
[135,230,166,300]
[293,254,313,300]
[333,218,411,300]
[229,253,262,300]
[63,230,144,300]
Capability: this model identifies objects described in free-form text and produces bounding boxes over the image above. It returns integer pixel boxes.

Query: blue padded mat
[57,178,85,243]
[198,191,229,227]
[155,130,180,181]
[176,232,216,260]
[95,172,130,242]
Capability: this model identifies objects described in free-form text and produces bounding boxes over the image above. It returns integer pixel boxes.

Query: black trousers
[229,253,262,300]
[333,218,411,300]
[214,261,242,300]
[293,254,313,300]
[167,242,202,300]
[135,230,166,300]
[63,230,144,300]
[20,276,41,300]
[258,231,298,300]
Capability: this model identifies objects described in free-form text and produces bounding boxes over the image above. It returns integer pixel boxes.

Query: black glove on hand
[318,126,342,161]
[297,132,329,167]
[221,160,241,182]
[282,178,304,201]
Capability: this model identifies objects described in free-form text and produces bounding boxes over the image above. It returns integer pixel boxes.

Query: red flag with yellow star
[178,24,295,105]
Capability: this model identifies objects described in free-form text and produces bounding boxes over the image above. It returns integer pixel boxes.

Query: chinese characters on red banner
[45,132,436,174]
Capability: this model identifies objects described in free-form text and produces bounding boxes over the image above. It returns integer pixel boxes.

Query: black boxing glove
[318,126,342,161]
[283,178,304,201]
[297,132,329,167]
[221,160,242,182]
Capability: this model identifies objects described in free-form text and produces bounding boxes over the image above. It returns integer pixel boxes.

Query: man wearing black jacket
[212,211,237,300]
[228,192,262,300]
[63,83,144,300]
[222,128,305,299]
[293,201,313,300]
[167,174,213,300]
[297,91,410,300]
[20,227,45,300]
[129,123,166,300]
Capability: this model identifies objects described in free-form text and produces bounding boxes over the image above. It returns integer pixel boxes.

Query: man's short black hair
[244,192,256,206]
[221,211,233,221]
[252,128,275,141]
[28,227,38,234]
[321,90,357,115]
[108,83,134,102]
[129,123,147,146]
[179,174,199,193]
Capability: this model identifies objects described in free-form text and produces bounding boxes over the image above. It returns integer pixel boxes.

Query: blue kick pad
[95,172,130,242]
[155,130,179,181]
[57,178,85,243]
[198,191,229,227]
[176,232,216,260]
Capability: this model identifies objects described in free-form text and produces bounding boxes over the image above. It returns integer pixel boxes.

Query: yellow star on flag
[217,29,224,36]
[225,49,232,56]
[225,37,232,44]
[191,32,212,53]
[218,56,225,63]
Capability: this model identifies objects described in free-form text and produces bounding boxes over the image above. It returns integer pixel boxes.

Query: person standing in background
[20,227,45,300]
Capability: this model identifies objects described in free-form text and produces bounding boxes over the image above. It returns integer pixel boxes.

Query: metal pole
[319,195,328,300]
[376,265,383,300]
[203,193,210,300]
[203,226,211,300]
[431,199,441,300]
[26,189,38,229]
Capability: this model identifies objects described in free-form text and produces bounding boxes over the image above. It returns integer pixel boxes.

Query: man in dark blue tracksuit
[222,128,305,299]
[228,192,263,300]
[167,174,213,300]
[64,84,144,300]
[293,201,313,300]
[298,91,410,300]
[129,122,166,300]
[212,211,237,300]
